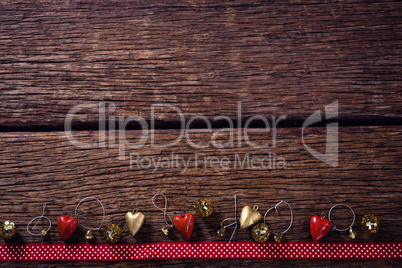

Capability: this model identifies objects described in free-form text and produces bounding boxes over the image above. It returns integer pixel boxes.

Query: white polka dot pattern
[0,243,400,261]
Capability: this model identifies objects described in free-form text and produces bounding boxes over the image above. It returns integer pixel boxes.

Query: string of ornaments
[0,195,380,243]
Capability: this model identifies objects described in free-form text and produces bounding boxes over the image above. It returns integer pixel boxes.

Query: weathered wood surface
[0,126,401,267]
[0,0,401,129]
[1,0,401,267]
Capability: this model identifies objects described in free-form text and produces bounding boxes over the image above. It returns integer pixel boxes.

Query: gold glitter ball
[103,224,122,243]
[361,214,379,234]
[217,227,226,237]
[162,225,171,235]
[85,230,94,240]
[194,199,214,217]
[274,233,283,242]
[251,223,270,243]
[0,221,16,240]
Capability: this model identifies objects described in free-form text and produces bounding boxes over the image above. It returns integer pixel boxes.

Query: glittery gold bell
[217,226,226,237]
[41,230,48,238]
[0,221,16,240]
[274,233,283,242]
[194,199,214,217]
[103,224,122,243]
[349,227,357,239]
[162,225,171,235]
[251,223,270,242]
[361,214,379,234]
[85,230,94,240]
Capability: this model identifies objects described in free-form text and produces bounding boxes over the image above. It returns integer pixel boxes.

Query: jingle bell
[162,225,171,235]
[361,214,379,234]
[103,224,122,243]
[349,227,357,239]
[85,230,94,240]
[217,226,226,237]
[274,233,283,242]
[0,221,16,240]
[251,223,270,242]
[194,199,214,217]
[41,230,48,238]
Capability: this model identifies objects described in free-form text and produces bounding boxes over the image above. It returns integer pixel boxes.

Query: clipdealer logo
[64,101,338,171]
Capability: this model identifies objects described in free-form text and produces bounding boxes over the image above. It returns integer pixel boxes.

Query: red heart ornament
[310,215,332,241]
[58,215,78,241]
[173,213,194,240]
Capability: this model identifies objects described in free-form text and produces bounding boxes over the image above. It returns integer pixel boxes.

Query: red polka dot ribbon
[0,242,400,261]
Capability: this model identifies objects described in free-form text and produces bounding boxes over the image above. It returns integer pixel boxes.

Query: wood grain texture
[0,0,401,128]
[0,0,401,267]
[0,126,400,243]
[0,126,401,267]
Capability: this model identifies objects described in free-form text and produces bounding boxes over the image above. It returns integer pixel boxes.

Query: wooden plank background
[0,0,401,267]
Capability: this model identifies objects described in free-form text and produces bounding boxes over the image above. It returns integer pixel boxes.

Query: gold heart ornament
[240,205,262,229]
[125,210,145,236]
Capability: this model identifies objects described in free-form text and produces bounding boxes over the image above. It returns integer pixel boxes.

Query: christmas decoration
[361,214,379,234]
[328,204,357,240]
[57,216,78,241]
[173,213,195,240]
[217,195,238,244]
[263,201,293,243]
[41,230,48,238]
[152,194,174,236]
[217,226,226,237]
[310,213,332,241]
[274,233,283,242]
[125,210,145,236]
[194,199,214,217]
[103,224,122,243]
[162,225,171,235]
[240,205,261,229]
[75,197,105,240]
[0,242,401,261]
[27,204,51,239]
[0,221,16,240]
[349,227,357,239]
[251,223,270,242]
[85,230,94,240]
